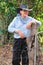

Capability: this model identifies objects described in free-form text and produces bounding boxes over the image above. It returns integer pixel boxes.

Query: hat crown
[16,4,32,13]
[20,4,28,9]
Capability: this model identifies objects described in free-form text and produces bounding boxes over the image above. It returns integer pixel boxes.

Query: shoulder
[12,16,20,22]
[13,17,18,21]
[14,15,20,20]
[27,16,41,25]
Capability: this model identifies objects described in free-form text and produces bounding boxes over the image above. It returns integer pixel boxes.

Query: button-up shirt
[8,14,41,38]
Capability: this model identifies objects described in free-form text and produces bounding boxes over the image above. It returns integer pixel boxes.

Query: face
[20,9,29,18]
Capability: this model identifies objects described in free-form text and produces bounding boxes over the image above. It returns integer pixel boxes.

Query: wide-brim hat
[16,4,32,13]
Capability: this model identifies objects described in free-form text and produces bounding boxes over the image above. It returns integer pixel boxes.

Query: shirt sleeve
[8,17,17,33]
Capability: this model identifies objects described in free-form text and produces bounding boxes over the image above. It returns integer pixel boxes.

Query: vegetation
[0,0,43,44]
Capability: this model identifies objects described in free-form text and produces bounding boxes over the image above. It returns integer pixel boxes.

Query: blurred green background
[0,0,43,45]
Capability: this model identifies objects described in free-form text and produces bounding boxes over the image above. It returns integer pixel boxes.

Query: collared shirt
[8,14,41,38]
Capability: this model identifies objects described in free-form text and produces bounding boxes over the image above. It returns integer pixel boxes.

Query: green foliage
[38,32,43,49]
[0,1,17,43]
[36,13,43,31]
[0,43,3,46]
[0,0,43,43]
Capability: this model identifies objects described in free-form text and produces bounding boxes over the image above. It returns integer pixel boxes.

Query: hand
[32,21,36,24]
[18,30,24,38]
[15,29,24,38]
[26,22,32,29]
[26,21,36,29]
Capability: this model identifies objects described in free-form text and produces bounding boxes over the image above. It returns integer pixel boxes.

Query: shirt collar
[17,13,20,16]
[17,13,28,24]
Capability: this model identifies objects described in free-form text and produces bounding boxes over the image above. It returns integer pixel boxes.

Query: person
[8,4,41,65]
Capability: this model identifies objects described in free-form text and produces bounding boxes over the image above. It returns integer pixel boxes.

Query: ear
[20,10,22,14]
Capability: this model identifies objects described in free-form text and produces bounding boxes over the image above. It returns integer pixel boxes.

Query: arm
[31,18,41,26]
[25,18,41,29]
[8,17,24,38]
[8,18,19,33]
[26,22,33,29]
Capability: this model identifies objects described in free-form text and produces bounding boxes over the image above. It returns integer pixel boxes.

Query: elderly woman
[8,4,41,65]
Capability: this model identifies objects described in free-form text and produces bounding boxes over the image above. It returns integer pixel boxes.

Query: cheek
[24,12,28,15]
[22,12,25,15]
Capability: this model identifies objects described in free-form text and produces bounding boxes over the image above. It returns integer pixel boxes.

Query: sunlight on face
[20,10,29,18]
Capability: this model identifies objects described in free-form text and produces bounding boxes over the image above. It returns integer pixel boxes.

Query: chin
[24,15,27,17]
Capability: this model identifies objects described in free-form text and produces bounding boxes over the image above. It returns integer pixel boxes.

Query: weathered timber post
[26,23,39,65]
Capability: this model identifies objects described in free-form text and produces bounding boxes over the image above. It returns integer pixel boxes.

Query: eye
[23,10,28,12]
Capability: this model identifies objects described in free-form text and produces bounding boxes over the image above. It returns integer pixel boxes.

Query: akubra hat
[16,4,32,13]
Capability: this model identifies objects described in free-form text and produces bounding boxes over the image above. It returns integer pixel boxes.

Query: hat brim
[21,8,32,11]
[16,7,32,13]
